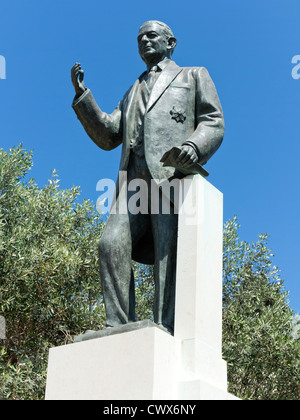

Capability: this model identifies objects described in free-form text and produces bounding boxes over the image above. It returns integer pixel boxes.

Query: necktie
[130,65,158,156]
[146,65,158,92]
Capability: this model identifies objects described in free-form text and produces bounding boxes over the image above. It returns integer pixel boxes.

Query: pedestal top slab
[74,320,170,343]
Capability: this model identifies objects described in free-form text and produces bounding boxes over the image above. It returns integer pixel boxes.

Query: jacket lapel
[146,61,182,112]
[124,75,144,120]
[123,74,144,149]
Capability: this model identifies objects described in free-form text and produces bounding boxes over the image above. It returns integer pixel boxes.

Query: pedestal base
[46,176,239,400]
[45,322,238,400]
[46,322,179,400]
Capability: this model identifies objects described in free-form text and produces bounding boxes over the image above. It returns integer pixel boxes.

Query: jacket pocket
[169,82,191,89]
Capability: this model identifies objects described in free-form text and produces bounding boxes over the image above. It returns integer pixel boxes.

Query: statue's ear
[167,37,177,51]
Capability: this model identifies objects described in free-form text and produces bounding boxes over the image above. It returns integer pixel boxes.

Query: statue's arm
[72,89,123,151]
[183,67,225,165]
[71,63,123,151]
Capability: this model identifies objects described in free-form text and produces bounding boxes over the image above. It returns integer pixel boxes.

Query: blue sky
[0,0,299,313]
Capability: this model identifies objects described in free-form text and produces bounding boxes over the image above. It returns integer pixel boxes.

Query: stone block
[46,322,180,400]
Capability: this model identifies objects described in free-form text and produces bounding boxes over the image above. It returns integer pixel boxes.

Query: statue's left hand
[175,145,198,168]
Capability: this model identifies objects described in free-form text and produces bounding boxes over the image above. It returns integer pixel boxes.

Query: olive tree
[222,217,300,400]
[0,145,105,399]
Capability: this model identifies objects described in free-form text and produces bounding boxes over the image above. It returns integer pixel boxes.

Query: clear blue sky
[1,0,299,313]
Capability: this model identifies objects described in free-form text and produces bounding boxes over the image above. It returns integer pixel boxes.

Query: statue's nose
[140,34,149,44]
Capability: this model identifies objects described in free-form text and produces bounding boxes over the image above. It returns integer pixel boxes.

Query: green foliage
[133,261,154,321]
[0,146,299,400]
[0,145,106,399]
[223,217,300,400]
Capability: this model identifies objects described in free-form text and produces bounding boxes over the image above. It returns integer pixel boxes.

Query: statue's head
[137,20,177,66]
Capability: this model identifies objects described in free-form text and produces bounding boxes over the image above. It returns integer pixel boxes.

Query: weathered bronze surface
[71,20,224,334]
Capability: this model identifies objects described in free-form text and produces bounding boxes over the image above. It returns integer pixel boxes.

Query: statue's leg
[98,180,150,328]
[151,208,178,334]
[98,213,132,326]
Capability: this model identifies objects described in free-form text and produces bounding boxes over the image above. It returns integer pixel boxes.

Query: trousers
[98,152,178,333]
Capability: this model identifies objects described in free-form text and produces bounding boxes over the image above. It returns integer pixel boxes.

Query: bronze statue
[71,20,224,334]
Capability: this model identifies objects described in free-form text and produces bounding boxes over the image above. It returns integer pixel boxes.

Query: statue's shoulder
[180,65,208,73]
[179,66,213,82]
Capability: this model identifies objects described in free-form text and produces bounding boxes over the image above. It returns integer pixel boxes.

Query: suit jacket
[72,60,225,264]
[72,60,224,180]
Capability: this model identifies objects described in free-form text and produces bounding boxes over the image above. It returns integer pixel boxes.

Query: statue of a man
[71,20,224,334]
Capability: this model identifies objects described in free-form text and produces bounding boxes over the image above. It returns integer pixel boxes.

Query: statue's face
[137,22,169,65]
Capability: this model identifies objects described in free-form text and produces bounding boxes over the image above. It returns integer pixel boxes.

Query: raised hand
[71,62,86,97]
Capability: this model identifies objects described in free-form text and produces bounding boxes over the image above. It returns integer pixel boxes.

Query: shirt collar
[147,57,172,73]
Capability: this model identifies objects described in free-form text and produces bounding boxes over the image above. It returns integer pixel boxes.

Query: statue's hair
[144,20,174,38]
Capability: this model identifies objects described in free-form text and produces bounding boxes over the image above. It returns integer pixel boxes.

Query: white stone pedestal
[45,321,180,400]
[45,175,239,400]
[174,175,235,399]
